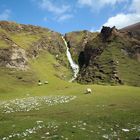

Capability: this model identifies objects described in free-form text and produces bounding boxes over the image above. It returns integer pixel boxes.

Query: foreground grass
[0,85,140,140]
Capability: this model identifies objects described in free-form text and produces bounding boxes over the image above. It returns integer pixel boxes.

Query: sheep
[44,81,49,84]
[38,80,42,86]
[38,82,42,86]
[55,54,59,59]
[85,88,92,94]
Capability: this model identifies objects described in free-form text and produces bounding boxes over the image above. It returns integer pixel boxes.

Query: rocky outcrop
[66,25,140,86]
[0,30,28,70]
[0,47,28,70]
[100,26,116,41]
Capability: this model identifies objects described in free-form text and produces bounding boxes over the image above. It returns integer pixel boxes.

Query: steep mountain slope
[120,22,140,40]
[65,25,140,86]
[0,21,140,87]
[0,21,72,94]
[0,21,69,68]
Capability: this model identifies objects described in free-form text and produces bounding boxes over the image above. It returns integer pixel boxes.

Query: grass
[10,33,41,49]
[0,85,140,140]
[0,28,10,48]
[108,42,140,86]
[0,51,72,100]
[0,40,9,48]
[0,50,140,140]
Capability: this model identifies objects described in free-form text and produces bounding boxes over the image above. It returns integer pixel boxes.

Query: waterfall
[62,36,79,82]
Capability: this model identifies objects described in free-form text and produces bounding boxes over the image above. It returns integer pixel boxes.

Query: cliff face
[65,25,140,86]
[0,47,27,70]
[0,21,68,70]
[65,30,99,63]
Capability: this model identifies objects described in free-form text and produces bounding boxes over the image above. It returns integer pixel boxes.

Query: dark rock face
[101,26,116,41]
[78,51,85,68]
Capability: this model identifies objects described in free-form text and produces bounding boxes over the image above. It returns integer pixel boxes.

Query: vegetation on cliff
[65,26,140,86]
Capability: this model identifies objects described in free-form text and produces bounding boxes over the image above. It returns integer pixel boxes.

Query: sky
[0,0,140,33]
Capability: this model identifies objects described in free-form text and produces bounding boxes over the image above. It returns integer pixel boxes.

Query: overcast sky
[0,0,140,33]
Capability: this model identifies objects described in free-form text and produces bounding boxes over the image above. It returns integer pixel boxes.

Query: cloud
[39,0,71,15]
[78,0,127,10]
[57,14,73,22]
[36,0,73,22]
[0,9,11,20]
[129,0,140,13]
[100,0,140,29]
[103,13,140,29]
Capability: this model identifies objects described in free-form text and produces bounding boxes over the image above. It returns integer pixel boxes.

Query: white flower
[45,132,50,135]
[122,129,130,132]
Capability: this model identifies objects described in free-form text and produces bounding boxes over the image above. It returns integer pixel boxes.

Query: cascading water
[62,36,79,82]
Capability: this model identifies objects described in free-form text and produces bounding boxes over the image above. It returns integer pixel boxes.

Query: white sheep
[56,54,59,58]
[85,88,92,94]
[44,81,49,84]
[38,82,42,86]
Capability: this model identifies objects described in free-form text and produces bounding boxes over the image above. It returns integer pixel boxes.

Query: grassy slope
[96,43,140,86]
[10,33,41,49]
[0,28,10,48]
[0,29,40,50]
[105,42,140,86]
[0,39,8,48]
[0,51,72,100]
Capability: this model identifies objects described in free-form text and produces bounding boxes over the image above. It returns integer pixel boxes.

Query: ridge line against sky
[0,0,140,33]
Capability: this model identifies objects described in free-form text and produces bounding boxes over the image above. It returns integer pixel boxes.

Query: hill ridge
[0,20,140,86]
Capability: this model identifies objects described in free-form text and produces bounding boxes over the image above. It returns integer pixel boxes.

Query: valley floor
[0,84,140,140]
